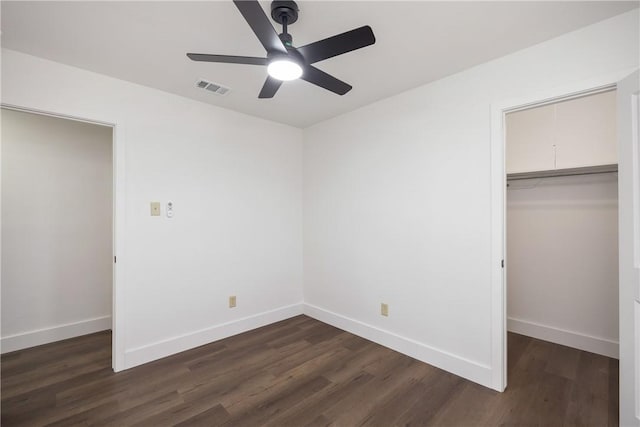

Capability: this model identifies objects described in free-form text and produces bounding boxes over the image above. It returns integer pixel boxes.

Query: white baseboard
[303,303,494,390]
[507,317,619,359]
[124,303,304,369]
[1,316,112,354]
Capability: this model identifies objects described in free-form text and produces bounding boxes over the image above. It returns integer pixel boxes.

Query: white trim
[123,303,304,369]
[112,121,126,372]
[1,103,114,128]
[1,316,112,353]
[635,301,640,421]
[508,317,619,359]
[303,303,493,390]
[490,95,508,392]
[505,86,616,115]
[489,67,636,393]
[631,92,640,273]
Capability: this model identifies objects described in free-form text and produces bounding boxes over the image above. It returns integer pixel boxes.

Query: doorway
[505,89,619,360]
[495,88,622,422]
[1,107,115,363]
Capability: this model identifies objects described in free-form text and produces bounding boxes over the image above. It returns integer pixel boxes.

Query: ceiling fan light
[267,59,303,81]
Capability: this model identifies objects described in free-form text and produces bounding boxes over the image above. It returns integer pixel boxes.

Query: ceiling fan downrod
[271,0,298,47]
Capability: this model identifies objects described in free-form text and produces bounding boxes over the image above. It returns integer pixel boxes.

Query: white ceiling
[1,1,637,128]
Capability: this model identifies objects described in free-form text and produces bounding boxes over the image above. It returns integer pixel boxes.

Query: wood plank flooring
[1,315,618,426]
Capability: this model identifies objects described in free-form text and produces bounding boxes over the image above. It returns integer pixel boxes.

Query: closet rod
[507,164,618,181]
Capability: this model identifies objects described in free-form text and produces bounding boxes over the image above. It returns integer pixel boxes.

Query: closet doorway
[504,89,619,391]
[1,107,114,361]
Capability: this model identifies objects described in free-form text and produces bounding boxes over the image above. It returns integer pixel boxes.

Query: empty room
[1,1,639,426]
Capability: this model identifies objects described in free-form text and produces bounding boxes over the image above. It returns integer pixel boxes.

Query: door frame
[616,70,640,426]
[1,103,126,372]
[489,69,637,392]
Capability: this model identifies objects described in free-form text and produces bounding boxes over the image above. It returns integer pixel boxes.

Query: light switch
[381,303,389,317]
[166,201,174,218]
[150,202,161,216]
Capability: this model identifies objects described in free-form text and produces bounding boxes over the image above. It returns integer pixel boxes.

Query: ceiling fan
[186,0,376,98]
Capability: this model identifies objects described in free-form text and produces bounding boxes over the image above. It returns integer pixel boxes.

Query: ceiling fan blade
[187,53,268,65]
[233,0,287,55]
[301,65,352,95]
[297,26,375,64]
[258,76,283,98]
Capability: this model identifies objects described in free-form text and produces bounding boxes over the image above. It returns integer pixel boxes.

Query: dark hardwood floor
[1,315,618,426]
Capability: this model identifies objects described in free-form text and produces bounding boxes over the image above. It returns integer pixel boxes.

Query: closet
[506,89,619,358]
[1,108,113,353]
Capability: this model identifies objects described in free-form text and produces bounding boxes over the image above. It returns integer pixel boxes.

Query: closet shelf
[507,164,618,181]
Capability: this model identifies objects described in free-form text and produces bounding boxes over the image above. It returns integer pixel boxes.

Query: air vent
[195,79,230,96]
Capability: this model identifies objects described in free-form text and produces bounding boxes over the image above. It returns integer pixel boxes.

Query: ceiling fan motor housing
[279,32,293,46]
[267,47,303,65]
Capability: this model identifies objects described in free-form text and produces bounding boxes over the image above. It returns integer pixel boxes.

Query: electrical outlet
[229,296,237,308]
[381,303,389,317]
[150,202,161,216]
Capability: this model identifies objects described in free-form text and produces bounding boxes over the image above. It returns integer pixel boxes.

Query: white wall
[1,48,304,367]
[303,9,639,390]
[507,174,619,358]
[1,108,113,352]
